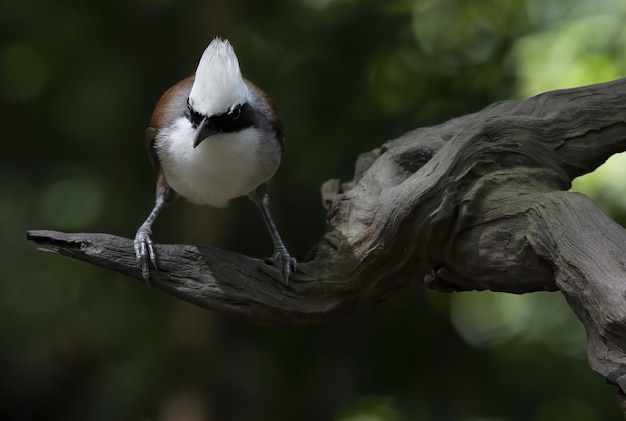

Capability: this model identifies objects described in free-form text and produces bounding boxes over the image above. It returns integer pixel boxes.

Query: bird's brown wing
[144,75,195,204]
[145,75,196,170]
[244,79,286,152]
[144,127,160,170]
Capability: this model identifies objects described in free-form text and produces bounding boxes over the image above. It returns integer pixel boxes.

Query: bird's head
[188,38,253,147]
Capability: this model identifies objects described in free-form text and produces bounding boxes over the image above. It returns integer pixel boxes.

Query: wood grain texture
[27,77,626,408]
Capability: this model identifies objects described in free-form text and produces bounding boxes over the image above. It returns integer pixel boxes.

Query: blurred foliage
[2,0,626,420]
[571,153,626,227]
[335,395,403,421]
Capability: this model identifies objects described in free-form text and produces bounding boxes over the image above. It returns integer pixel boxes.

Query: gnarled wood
[28,78,626,410]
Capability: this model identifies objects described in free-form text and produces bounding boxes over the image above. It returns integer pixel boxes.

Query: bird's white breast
[155,118,280,207]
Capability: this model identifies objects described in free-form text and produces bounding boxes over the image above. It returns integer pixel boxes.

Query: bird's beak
[193,117,219,148]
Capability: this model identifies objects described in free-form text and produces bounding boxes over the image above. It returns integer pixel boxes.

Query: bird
[134,38,295,282]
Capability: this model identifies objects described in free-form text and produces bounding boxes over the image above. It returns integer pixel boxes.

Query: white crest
[189,38,249,116]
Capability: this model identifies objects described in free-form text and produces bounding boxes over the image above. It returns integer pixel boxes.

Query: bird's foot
[133,227,158,282]
[269,246,296,283]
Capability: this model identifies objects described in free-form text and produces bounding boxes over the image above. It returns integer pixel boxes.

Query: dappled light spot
[335,396,403,421]
[412,0,501,66]
[157,389,210,421]
[450,291,528,347]
[571,152,626,225]
[450,291,586,356]
[512,13,625,98]
[0,43,48,102]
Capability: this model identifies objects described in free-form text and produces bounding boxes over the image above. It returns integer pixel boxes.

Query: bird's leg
[249,183,296,282]
[134,173,174,282]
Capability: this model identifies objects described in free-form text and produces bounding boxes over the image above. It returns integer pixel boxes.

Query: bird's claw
[271,246,296,283]
[134,227,158,282]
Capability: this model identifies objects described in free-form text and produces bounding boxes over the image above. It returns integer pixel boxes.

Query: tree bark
[27,78,626,409]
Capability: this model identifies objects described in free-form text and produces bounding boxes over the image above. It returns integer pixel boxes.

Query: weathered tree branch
[28,78,626,407]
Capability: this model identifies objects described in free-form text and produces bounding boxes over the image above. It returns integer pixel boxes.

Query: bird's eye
[229,105,241,120]
[186,100,204,127]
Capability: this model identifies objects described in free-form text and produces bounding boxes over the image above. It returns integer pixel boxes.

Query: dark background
[2,0,626,420]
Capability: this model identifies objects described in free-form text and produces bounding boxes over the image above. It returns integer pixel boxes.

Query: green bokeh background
[2,0,626,420]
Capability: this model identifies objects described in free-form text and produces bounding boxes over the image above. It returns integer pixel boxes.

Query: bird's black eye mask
[186,100,204,128]
[186,100,255,133]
